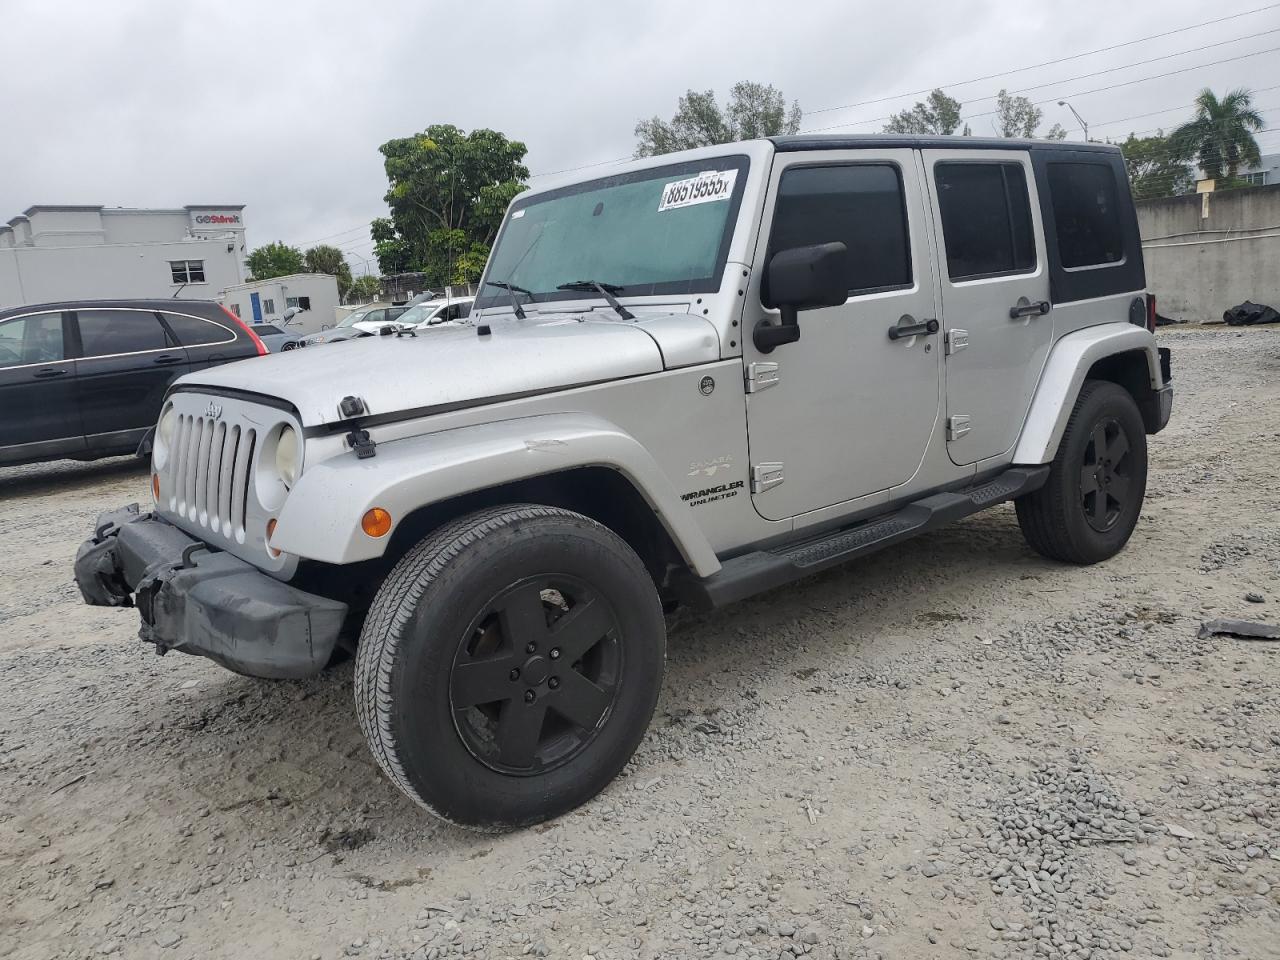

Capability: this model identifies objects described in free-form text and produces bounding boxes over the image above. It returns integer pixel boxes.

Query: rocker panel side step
[677,466,1048,611]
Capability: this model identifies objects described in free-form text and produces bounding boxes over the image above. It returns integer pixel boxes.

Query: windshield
[395,302,445,326]
[474,155,748,310]
[337,309,371,328]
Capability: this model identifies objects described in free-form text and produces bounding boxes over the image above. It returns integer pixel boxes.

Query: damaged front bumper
[74,504,347,679]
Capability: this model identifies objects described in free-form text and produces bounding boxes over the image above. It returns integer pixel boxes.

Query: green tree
[374,125,529,286]
[246,242,304,280]
[1170,87,1263,181]
[1118,132,1195,199]
[993,90,1066,140]
[303,244,353,299]
[346,275,382,303]
[634,82,802,157]
[884,89,965,135]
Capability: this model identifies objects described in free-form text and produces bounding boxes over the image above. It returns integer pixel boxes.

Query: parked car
[0,298,265,467]
[77,135,1172,830]
[393,296,474,330]
[297,304,408,346]
[250,322,302,353]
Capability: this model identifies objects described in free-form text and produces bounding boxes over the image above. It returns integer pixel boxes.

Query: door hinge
[947,415,971,441]
[751,462,785,493]
[745,361,780,393]
[945,329,969,355]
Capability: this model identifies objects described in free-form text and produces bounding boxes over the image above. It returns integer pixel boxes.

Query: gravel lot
[2,327,1278,960]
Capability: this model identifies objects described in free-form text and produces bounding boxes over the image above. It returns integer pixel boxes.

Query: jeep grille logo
[204,401,223,419]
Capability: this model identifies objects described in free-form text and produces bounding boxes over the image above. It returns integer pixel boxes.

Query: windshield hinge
[945,329,969,356]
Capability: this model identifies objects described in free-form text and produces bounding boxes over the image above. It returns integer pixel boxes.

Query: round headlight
[275,425,300,489]
[158,405,176,445]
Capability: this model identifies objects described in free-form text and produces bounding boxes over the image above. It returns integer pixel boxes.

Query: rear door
[921,149,1051,465]
[71,308,190,447]
[159,308,246,371]
[0,310,85,462]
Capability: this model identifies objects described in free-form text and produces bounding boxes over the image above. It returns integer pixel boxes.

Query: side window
[0,313,64,368]
[162,312,234,346]
[934,162,1036,281]
[769,164,912,296]
[455,302,472,319]
[76,310,170,357]
[1047,162,1124,268]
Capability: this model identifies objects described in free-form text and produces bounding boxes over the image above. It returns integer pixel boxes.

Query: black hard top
[770,134,1121,155]
[0,298,226,320]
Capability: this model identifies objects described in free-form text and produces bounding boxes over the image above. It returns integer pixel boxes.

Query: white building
[1240,153,1280,187]
[221,273,340,335]
[0,204,247,309]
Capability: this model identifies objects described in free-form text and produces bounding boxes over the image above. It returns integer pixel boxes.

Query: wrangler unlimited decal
[682,480,744,507]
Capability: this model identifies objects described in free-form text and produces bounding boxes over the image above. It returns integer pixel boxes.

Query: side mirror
[754,242,848,353]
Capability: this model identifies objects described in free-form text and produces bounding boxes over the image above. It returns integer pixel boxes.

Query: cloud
[2,0,1275,270]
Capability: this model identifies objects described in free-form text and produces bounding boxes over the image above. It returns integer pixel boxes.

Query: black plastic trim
[673,466,1049,611]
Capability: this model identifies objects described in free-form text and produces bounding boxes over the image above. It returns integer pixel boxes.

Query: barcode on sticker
[658,169,738,211]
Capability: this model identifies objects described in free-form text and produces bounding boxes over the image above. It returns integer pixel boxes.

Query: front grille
[169,414,257,543]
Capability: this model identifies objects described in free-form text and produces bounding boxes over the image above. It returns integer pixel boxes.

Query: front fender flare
[1013,323,1161,465]
[272,413,722,577]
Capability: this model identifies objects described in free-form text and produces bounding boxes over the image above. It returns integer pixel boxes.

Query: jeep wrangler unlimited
[76,135,1172,829]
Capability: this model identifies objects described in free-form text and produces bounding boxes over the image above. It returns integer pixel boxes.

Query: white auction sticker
[658,169,738,212]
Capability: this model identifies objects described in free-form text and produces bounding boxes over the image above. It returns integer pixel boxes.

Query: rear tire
[1016,380,1147,564]
[354,504,665,830]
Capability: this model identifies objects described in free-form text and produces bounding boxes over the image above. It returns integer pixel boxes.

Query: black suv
[0,299,265,467]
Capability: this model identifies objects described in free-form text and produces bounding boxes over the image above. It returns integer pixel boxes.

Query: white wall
[0,237,244,309]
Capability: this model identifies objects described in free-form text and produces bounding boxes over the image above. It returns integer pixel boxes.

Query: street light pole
[1057,100,1089,142]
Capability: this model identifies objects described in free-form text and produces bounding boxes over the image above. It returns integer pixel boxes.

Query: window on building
[169,260,206,284]
[76,310,170,357]
[1242,171,1268,187]
[0,312,64,368]
[1046,162,1124,269]
[161,312,234,346]
[229,303,241,317]
[768,164,912,298]
[285,296,314,312]
[262,298,276,315]
[934,162,1036,281]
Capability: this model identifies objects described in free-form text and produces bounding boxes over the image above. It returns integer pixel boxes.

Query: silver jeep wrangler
[76,135,1172,829]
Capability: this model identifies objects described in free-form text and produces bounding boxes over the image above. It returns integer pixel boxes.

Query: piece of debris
[1222,300,1280,327]
[1245,592,1265,604]
[1197,618,1280,641]
[51,774,86,795]
[1166,823,1196,839]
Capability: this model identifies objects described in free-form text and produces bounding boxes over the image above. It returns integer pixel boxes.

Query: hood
[176,312,719,427]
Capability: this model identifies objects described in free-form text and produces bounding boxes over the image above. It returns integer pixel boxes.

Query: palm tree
[1171,88,1264,181]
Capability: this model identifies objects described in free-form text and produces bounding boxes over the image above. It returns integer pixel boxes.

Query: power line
[806,3,1280,117]
[804,43,1280,133]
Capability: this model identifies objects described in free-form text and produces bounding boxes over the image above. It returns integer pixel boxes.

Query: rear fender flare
[1013,323,1161,465]
[272,413,721,576]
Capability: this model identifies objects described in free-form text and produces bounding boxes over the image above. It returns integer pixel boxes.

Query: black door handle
[887,318,938,341]
[1010,300,1051,319]
[33,367,67,378]
[153,354,183,365]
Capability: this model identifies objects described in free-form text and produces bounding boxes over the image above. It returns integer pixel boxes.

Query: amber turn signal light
[151,473,160,502]
[362,507,392,538]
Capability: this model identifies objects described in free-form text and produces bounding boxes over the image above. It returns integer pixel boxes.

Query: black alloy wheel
[450,576,622,775]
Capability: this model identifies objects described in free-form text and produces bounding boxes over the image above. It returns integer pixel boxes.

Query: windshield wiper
[556,280,634,320]
[483,280,532,320]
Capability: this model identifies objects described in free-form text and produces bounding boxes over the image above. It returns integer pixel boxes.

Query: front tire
[354,504,666,830]
[1016,380,1147,564]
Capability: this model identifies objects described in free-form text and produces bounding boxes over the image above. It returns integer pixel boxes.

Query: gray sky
[4,0,1278,274]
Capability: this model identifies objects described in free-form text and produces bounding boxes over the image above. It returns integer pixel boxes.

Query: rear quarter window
[1046,162,1124,269]
[162,312,236,346]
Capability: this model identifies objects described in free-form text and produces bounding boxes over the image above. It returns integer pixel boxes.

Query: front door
[0,310,84,463]
[921,149,1052,465]
[744,150,942,521]
[71,308,191,447]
